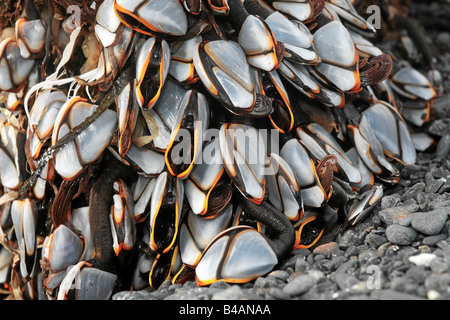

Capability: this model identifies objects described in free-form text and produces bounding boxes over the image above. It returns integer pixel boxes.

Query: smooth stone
[401,166,426,179]
[334,272,360,290]
[267,270,290,282]
[373,289,425,300]
[378,205,419,226]
[268,287,291,300]
[338,229,364,249]
[398,215,413,227]
[425,178,446,194]
[344,245,359,258]
[429,257,449,273]
[386,224,418,245]
[209,280,231,289]
[366,233,388,248]
[294,256,312,272]
[411,208,448,235]
[425,273,450,293]
[380,194,401,210]
[211,285,244,300]
[404,265,428,283]
[409,253,438,266]
[112,290,159,300]
[400,182,426,201]
[313,242,340,257]
[283,274,318,297]
[423,234,448,246]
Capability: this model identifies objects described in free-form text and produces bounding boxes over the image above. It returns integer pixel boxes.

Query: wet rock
[386,225,418,245]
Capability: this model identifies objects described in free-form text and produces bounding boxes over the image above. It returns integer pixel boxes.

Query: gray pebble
[282,274,318,297]
[209,280,231,289]
[425,273,450,294]
[334,272,360,290]
[268,270,290,282]
[425,178,446,194]
[314,254,326,262]
[295,256,312,272]
[366,233,388,247]
[411,208,448,235]
[313,242,340,257]
[398,215,413,227]
[401,182,426,201]
[380,194,401,210]
[268,287,291,300]
[338,229,364,249]
[386,224,418,245]
[401,166,426,179]
[211,285,244,300]
[422,234,448,246]
[378,205,418,226]
[405,265,428,283]
[112,290,159,300]
[428,119,449,137]
[373,289,425,300]
[429,257,449,273]
[344,245,359,258]
[436,134,450,159]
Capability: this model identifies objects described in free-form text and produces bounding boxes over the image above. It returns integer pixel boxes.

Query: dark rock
[313,242,340,257]
[425,178,446,194]
[334,272,360,290]
[338,229,364,249]
[282,273,319,297]
[366,233,388,248]
[411,208,448,235]
[380,194,401,210]
[422,234,448,246]
[386,225,418,245]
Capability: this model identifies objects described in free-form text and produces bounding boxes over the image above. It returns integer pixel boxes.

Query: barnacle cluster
[0,0,441,299]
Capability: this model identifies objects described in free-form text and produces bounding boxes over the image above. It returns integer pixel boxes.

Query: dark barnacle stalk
[234,189,295,261]
[88,153,135,274]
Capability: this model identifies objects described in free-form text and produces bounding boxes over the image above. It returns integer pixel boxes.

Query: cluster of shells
[0,0,441,299]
